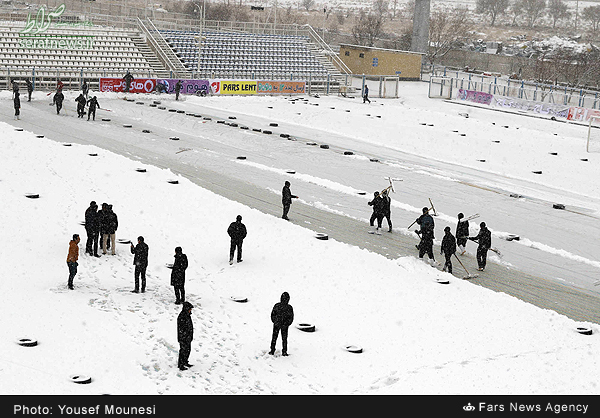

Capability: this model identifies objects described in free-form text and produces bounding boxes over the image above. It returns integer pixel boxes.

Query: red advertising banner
[567,106,600,123]
[99,77,157,93]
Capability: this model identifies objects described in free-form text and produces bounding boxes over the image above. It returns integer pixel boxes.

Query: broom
[454,253,478,279]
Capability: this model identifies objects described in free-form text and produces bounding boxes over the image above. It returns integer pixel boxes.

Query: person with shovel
[470,222,492,271]
[440,227,457,274]
[456,213,470,255]
[415,207,437,264]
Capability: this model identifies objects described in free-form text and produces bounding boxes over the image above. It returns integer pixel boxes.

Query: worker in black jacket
[269,292,294,356]
[456,213,469,255]
[177,301,194,370]
[281,181,298,220]
[75,94,86,118]
[84,201,100,256]
[87,96,100,121]
[53,90,64,115]
[440,226,457,274]
[130,236,149,293]
[227,215,247,265]
[415,207,436,264]
[368,191,386,234]
[470,222,492,271]
[171,247,189,304]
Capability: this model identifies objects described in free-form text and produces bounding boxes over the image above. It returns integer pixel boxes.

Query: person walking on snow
[13,90,20,120]
[75,94,86,118]
[363,84,371,104]
[66,234,80,290]
[227,215,247,265]
[177,301,194,371]
[53,90,64,115]
[456,213,469,255]
[368,191,385,234]
[470,222,492,271]
[415,207,437,264]
[87,96,100,121]
[82,80,89,100]
[441,226,457,274]
[25,78,33,102]
[175,80,182,100]
[130,236,149,293]
[269,292,294,356]
[171,247,188,304]
[281,181,298,220]
[123,71,134,92]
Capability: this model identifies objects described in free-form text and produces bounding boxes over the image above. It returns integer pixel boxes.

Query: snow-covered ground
[0,82,599,395]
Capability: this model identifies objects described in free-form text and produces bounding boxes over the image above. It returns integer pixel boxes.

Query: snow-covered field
[0,82,599,396]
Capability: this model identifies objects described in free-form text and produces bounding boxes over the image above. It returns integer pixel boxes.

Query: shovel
[454,253,478,279]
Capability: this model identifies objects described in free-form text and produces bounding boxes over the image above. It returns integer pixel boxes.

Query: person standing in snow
[470,222,492,271]
[440,226,457,274]
[281,181,298,220]
[13,90,20,120]
[415,207,436,264]
[66,234,80,290]
[381,189,392,232]
[25,78,33,102]
[269,292,294,356]
[171,246,188,304]
[53,90,64,115]
[227,215,247,265]
[456,213,469,255]
[102,204,118,255]
[177,301,194,371]
[87,96,100,121]
[84,201,100,256]
[363,84,370,104]
[368,191,385,234]
[175,80,182,101]
[82,80,89,100]
[130,236,149,293]
[75,93,86,118]
[123,71,134,92]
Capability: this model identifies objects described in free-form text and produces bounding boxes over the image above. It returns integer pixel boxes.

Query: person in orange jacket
[66,234,80,290]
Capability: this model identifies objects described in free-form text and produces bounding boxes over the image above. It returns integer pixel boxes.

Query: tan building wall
[338,44,423,80]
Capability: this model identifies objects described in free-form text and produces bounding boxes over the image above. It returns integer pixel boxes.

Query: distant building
[338,44,423,80]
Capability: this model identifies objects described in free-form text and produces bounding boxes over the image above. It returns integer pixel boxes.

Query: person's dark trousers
[85,227,94,254]
[419,239,434,260]
[229,239,243,262]
[176,92,180,101]
[477,247,488,269]
[88,109,95,121]
[174,286,185,303]
[67,261,77,288]
[91,230,100,256]
[384,214,392,231]
[282,204,290,220]
[56,103,62,114]
[134,265,147,292]
[178,341,191,368]
[28,91,31,101]
[443,253,453,273]
[270,325,289,354]
[369,213,383,228]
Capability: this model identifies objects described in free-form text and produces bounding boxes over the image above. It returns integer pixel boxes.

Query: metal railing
[137,17,189,78]
[303,24,350,76]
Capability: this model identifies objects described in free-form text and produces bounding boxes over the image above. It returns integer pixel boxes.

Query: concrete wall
[339,44,423,80]
[434,50,536,79]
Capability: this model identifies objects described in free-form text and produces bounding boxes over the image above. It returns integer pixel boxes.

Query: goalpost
[587,117,600,153]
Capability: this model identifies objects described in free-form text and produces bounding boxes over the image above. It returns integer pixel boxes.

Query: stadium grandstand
[0,1,348,92]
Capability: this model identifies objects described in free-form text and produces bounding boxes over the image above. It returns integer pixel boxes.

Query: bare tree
[582,5,600,34]
[427,6,473,64]
[373,0,389,17]
[351,10,385,47]
[518,0,546,28]
[301,0,315,12]
[476,0,510,26]
[547,0,570,29]
[508,0,524,26]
